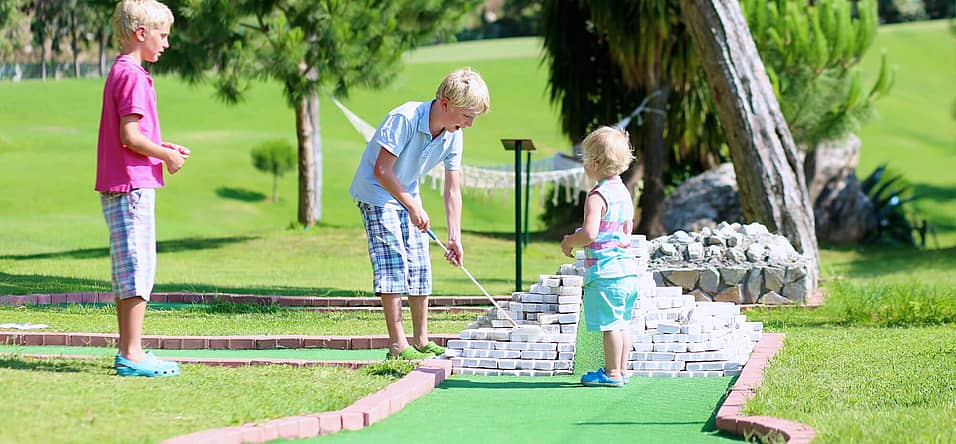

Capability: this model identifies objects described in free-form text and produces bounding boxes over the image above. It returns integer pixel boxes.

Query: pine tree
[158,0,478,226]
[742,0,894,146]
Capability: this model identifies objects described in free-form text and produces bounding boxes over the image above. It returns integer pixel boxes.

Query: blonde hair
[112,0,174,46]
[582,126,635,177]
[435,67,490,114]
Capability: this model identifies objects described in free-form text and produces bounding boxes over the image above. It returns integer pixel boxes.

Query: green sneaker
[385,346,435,361]
[414,341,446,356]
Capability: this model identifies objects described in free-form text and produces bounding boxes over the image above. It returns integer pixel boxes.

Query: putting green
[300,374,740,443]
[0,345,386,361]
[297,306,740,443]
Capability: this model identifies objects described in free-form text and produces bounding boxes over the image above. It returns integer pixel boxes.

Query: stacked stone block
[445,274,583,376]
[626,279,763,377]
[447,233,763,378]
[646,222,812,304]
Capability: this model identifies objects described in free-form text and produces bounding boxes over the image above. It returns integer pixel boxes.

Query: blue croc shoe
[581,368,625,387]
[584,368,631,384]
[115,351,180,377]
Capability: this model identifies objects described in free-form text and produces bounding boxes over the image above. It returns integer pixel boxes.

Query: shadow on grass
[0,356,90,373]
[576,421,707,426]
[461,228,552,241]
[912,183,956,204]
[702,378,739,433]
[438,378,579,390]
[825,245,956,280]
[0,272,374,297]
[0,235,261,261]
[216,187,267,202]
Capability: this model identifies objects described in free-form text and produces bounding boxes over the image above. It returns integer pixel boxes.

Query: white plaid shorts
[101,188,156,300]
[358,201,431,296]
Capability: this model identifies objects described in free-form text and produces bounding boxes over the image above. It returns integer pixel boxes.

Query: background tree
[541,0,722,238]
[743,0,893,147]
[0,0,30,77]
[82,0,116,77]
[541,0,889,246]
[158,0,478,227]
[251,139,296,203]
[28,0,62,80]
[682,0,819,292]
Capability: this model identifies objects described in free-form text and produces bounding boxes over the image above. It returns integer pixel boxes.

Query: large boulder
[662,163,743,234]
[664,135,875,244]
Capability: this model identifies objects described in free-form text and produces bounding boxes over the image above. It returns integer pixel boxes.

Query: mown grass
[744,278,955,444]
[0,302,473,336]
[0,21,952,444]
[742,325,956,444]
[0,356,399,444]
[856,20,956,245]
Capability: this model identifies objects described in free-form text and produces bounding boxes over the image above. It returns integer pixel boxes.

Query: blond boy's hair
[436,67,490,114]
[112,0,174,46]
[582,126,635,178]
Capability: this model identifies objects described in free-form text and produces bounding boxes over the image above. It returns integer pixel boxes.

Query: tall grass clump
[824,280,956,326]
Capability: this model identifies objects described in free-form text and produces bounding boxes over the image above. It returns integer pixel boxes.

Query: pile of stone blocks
[445,273,583,376]
[625,277,762,377]
[446,233,763,378]
[646,222,812,304]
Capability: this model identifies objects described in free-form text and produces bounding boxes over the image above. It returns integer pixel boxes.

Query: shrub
[250,139,296,203]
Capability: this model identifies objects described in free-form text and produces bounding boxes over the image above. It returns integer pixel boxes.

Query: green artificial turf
[302,374,741,444]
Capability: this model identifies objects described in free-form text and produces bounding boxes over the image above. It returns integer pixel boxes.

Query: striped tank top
[584,176,637,281]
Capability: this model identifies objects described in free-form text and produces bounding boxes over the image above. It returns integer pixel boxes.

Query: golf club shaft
[426,229,519,328]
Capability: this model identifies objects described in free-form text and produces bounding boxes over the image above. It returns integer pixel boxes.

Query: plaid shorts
[358,201,431,296]
[101,189,157,300]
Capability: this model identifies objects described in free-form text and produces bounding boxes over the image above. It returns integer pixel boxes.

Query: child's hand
[162,142,191,159]
[560,235,575,258]
[164,150,186,174]
[445,238,463,266]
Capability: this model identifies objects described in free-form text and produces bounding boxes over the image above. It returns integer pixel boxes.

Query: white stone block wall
[447,234,763,378]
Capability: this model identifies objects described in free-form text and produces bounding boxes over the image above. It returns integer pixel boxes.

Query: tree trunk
[98,30,106,77]
[681,1,819,292]
[294,97,317,227]
[635,83,670,238]
[308,90,322,223]
[40,42,47,80]
[70,11,80,78]
[272,173,279,203]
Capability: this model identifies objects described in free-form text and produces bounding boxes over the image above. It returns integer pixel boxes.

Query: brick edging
[716,333,816,443]
[2,352,377,370]
[0,292,508,307]
[160,359,452,443]
[0,332,459,350]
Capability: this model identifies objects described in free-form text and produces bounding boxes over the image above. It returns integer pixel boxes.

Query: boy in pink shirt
[95,0,188,377]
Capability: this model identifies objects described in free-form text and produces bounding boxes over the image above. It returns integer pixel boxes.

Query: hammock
[331,96,650,205]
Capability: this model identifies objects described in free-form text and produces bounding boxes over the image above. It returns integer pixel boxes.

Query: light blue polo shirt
[349,100,463,209]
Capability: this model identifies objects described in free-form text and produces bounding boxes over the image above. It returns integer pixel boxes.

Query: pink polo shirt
[95,55,164,192]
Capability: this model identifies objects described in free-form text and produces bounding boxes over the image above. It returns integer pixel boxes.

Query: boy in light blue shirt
[350,68,490,360]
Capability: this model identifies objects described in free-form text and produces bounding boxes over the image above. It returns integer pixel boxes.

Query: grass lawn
[0,303,471,336]
[0,21,953,444]
[747,325,956,444]
[0,356,406,444]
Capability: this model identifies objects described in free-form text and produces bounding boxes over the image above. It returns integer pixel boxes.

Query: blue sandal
[115,351,180,377]
[581,368,625,387]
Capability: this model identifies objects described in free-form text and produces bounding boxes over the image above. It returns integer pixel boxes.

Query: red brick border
[159,359,452,443]
[716,333,816,443]
[3,352,378,370]
[0,332,458,350]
